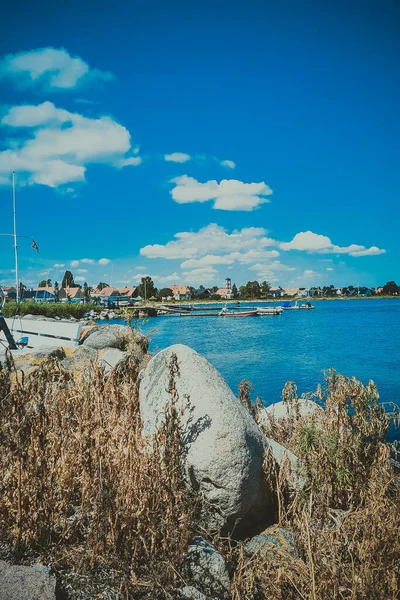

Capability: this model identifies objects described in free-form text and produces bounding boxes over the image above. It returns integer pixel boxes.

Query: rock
[185,537,230,597]
[265,437,305,490]
[98,348,130,376]
[17,346,66,361]
[259,399,323,429]
[139,344,275,533]
[60,346,98,373]
[176,585,217,600]
[23,315,57,322]
[82,324,130,351]
[79,324,97,343]
[0,560,56,600]
[245,525,296,559]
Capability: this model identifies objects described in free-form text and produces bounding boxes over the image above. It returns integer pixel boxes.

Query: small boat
[219,307,258,317]
[299,302,315,310]
[257,306,283,316]
[281,301,300,310]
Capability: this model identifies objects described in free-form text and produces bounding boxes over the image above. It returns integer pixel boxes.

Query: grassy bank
[2,301,101,320]
[0,354,399,598]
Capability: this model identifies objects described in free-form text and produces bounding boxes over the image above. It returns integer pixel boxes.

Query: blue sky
[0,0,398,290]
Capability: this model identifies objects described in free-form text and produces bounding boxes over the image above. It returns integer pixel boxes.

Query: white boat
[257,306,283,315]
[281,301,300,310]
[0,173,81,352]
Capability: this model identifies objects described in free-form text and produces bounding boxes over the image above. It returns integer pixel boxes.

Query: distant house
[194,288,210,298]
[376,287,384,294]
[119,287,138,299]
[269,286,285,298]
[309,287,321,297]
[215,287,233,299]
[65,287,83,301]
[99,287,120,298]
[2,286,17,299]
[283,287,299,297]
[169,285,191,301]
[35,286,68,302]
[215,277,234,299]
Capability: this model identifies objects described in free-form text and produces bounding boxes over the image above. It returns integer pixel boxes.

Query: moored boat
[219,307,258,317]
[257,306,283,315]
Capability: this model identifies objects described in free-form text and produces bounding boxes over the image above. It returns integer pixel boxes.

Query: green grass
[2,301,101,320]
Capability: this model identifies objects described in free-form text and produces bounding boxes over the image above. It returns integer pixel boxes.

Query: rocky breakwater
[0,323,149,379]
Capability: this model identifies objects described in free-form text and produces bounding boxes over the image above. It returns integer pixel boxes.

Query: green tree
[39,280,47,287]
[243,280,261,299]
[97,282,110,291]
[260,280,270,296]
[158,287,173,299]
[231,283,239,298]
[382,281,399,295]
[62,270,75,288]
[138,276,157,301]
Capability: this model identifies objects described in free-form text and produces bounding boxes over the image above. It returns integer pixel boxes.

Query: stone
[139,344,276,533]
[98,348,130,376]
[79,324,97,343]
[265,437,305,490]
[60,345,98,373]
[259,399,323,429]
[185,537,230,597]
[176,586,217,600]
[17,346,66,361]
[245,525,296,559]
[82,324,130,351]
[0,560,56,600]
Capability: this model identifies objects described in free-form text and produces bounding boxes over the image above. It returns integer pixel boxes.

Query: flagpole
[12,172,20,304]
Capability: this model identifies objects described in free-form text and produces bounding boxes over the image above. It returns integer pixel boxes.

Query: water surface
[107,299,400,413]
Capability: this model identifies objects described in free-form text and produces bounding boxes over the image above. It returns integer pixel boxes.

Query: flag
[31,239,40,254]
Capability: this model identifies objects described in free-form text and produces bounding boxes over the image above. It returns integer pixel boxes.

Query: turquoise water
[107,299,400,408]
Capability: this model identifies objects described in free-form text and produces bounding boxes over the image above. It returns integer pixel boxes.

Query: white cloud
[280,231,385,257]
[0,102,141,187]
[327,267,334,271]
[220,159,236,169]
[75,276,86,282]
[180,255,235,269]
[80,258,94,264]
[169,175,273,211]
[70,260,79,267]
[303,269,317,277]
[53,263,65,267]
[141,224,276,260]
[182,266,219,285]
[77,268,88,273]
[0,47,113,90]
[164,152,191,163]
[156,272,182,284]
[98,258,110,265]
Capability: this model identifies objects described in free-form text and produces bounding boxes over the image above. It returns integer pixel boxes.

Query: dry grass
[0,351,399,599]
[230,371,400,600]
[0,352,197,599]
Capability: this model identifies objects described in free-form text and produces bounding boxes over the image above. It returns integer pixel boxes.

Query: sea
[102,298,400,440]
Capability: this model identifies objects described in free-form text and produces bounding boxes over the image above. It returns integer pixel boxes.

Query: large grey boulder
[185,537,230,597]
[82,324,130,351]
[139,344,276,533]
[0,561,56,600]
